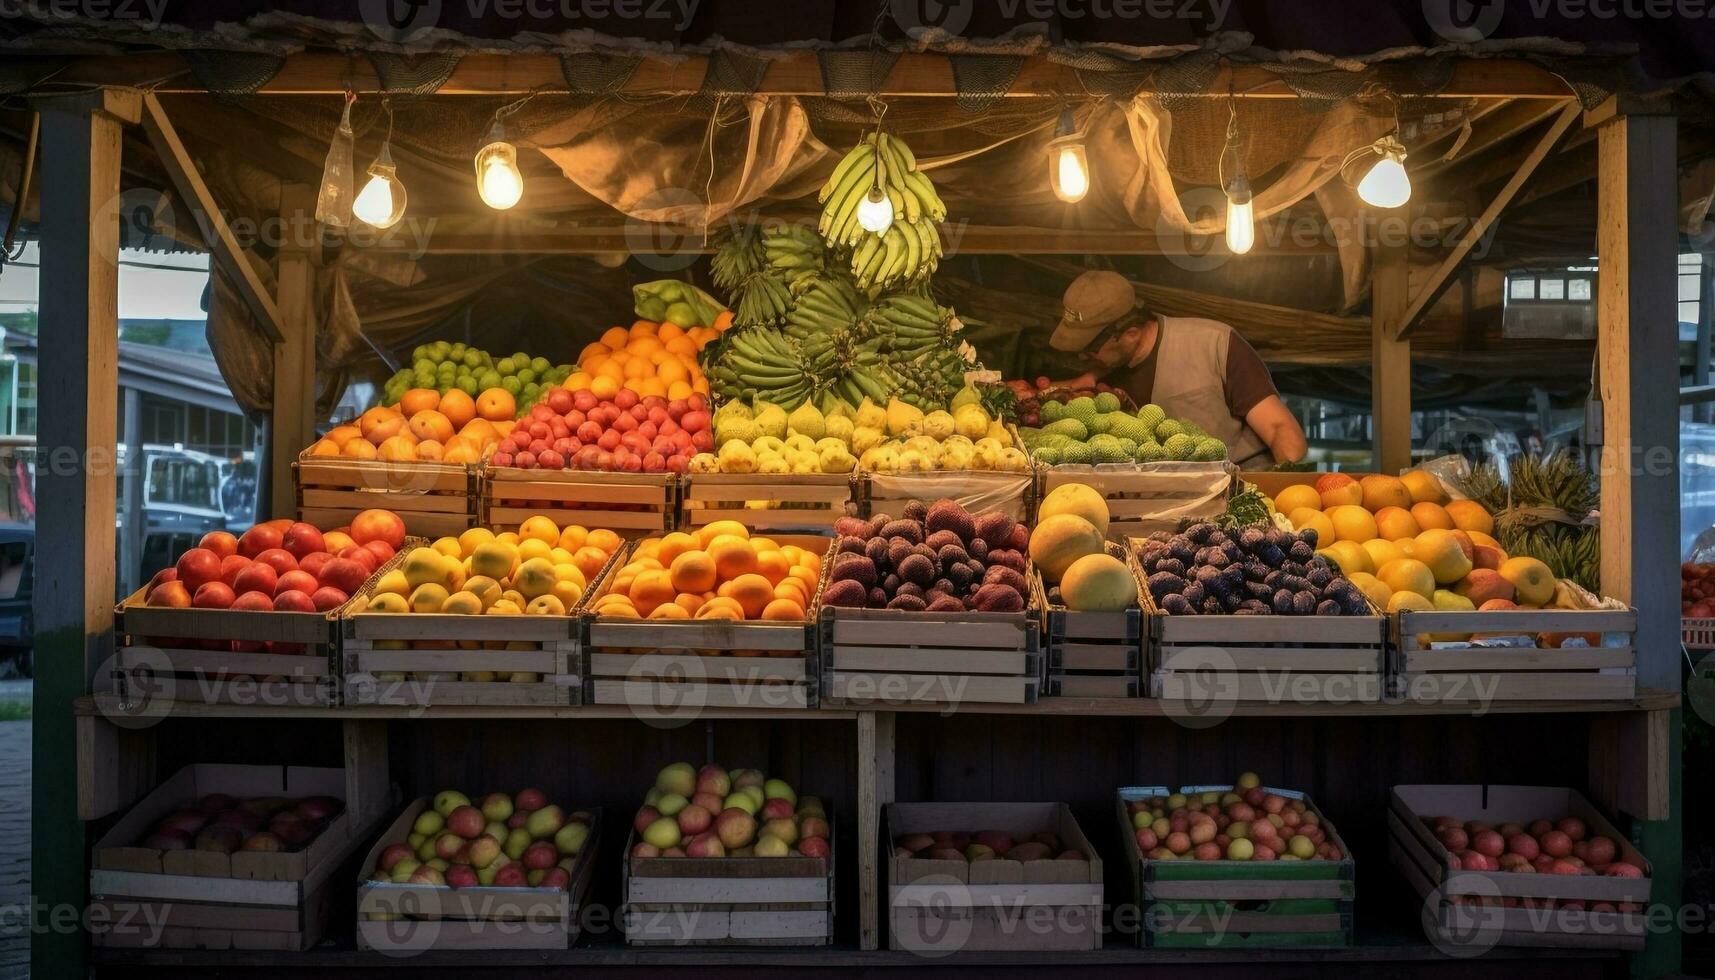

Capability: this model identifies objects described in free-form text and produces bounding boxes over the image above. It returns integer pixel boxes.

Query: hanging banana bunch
[867,293,954,359]
[817,131,946,291]
[762,222,829,285]
[710,225,765,293]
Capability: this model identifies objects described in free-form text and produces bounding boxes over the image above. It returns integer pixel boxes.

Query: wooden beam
[1594,107,1681,976]
[1396,101,1582,340]
[33,89,128,980]
[46,52,1575,99]
[270,183,318,518]
[857,710,895,952]
[138,92,284,342]
[1412,102,1573,186]
[1371,237,1412,473]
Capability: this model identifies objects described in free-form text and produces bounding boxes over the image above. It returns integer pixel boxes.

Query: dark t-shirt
[1104,321,1278,420]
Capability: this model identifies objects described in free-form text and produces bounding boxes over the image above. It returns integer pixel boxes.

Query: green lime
[457,376,478,396]
[501,376,522,396]
[413,358,434,374]
[479,370,501,390]
[530,356,550,374]
[414,373,436,389]
[516,368,536,385]
[665,301,697,326]
[463,350,483,368]
[496,357,515,375]
[411,345,429,362]
[430,340,452,360]
[510,352,529,366]
[449,342,467,359]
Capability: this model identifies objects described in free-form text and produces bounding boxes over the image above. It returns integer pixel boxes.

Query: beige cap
[1049,271,1137,352]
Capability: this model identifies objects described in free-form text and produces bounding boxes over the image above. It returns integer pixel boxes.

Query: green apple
[1227,838,1255,860]
[555,822,590,856]
[655,793,688,817]
[762,779,796,805]
[1236,772,1261,790]
[739,786,765,809]
[433,790,471,817]
[390,858,421,883]
[723,792,758,816]
[642,817,681,850]
[655,762,696,797]
[526,805,566,840]
[754,835,790,857]
[1288,835,1315,859]
[413,810,445,836]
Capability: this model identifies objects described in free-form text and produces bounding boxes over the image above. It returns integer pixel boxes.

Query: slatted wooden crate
[622,825,834,946]
[821,606,1040,706]
[1039,462,1235,542]
[90,765,375,951]
[295,454,477,539]
[862,470,1034,523]
[1393,608,1637,702]
[355,798,600,951]
[1389,784,1653,951]
[680,472,856,531]
[335,546,616,707]
[1685,616,1715,651]
[1032,551,1144,699]
[886,802,1103,953]
[111,590,336,709]
[1118,785,1355,949]
[483,466,676,533]
[1139,569,1387,705]
[582,535,832,710]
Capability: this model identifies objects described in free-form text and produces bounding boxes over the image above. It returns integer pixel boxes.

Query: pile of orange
[307,387,518,464]
[589,520,824,629]
[563,316,730,403]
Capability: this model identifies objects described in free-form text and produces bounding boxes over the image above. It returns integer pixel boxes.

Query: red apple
[297,552,334,582]
[1556,817,1588,842]
[522,841,558,870]
[254,548,298,577]
[272,590,315,612]
[175,548,224,593]
[310,587,349,612]
[231,591,275,612]
[516,788,548,811]
[275,570,319,597]
[319,558,370,597]
[378,842,414,871]
[281,523,326,560]
[238,524,283,558]
[337,545,378,574]
[192,582,236,610]
[363,540,394,567]
[1540,830,1574,858]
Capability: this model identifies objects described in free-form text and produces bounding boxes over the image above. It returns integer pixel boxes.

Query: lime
[411,345,429,362]
[530,356,550,374]
[463,350,483,368]
[414,372,436,389]
[457,376,478,396]
[516,368,536,385]
[665,301,697,326]
[495,357,515,375]
[450,342,467,360]
[501,376,522,396]
[479,370,501,390]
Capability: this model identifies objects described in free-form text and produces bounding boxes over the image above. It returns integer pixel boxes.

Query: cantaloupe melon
[1059,554,1136,611]
[1037,483,1109,538]
[1028,514,1104,583]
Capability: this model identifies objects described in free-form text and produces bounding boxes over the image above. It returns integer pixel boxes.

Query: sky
[0,242,211,320]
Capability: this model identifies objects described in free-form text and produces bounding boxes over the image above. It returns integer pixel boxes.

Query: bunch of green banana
[731,272,794,327]
[867,293,952,359]
[830,362,900,409]
[762,223,828,284]
[1457,450,1601,591]
[710,226,765,293]
[817,132,947,288]
[784,275,868,347]
[709,325,816,409]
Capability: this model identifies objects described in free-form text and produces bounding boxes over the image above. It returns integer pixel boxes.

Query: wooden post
[31,87,137,980]
[270,183,318,518]
[1371,237,1411,473]
[857,710,896,951]
[1593,108,1680,978]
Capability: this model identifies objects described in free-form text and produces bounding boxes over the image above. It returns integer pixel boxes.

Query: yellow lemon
[519,516,560,546]
[374,569,411,597]
[431,536,462,559]
[408,583,448,613]
[457,526,495,558]
[403,547,451,590]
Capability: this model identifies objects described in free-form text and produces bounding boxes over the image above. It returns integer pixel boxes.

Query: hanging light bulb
[1048,109,1089,203]
[857,127,894,234]
[1219,100,1253,254]
[475,120,524,210]
[1354,133,1411,209]
[315,92,357,227]
[353,141,407,229]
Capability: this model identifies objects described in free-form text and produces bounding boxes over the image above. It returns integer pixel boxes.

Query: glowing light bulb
[857,185,894,233]
[1225,174,1254,255]
[475,133,523,210]
[353,144,406,228]
[1357,137,1411,209]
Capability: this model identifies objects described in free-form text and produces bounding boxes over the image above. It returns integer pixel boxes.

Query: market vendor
[1047,271,1307,469]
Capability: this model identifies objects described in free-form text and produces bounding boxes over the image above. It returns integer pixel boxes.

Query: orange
[630,319,658,335]
[359,406,405,443]
[377,435,419,462]
[308,439,342,457]
[590,376,620,400]
[726,573,774,619]
[573,546,611,581]
[669,550,717,594]
[476,387,516,422]
[667,381,694,401]
[787,565,820,592]
[600,326,630,348]
[579,342,610,362]
[708,536,758,581]
[761,598,805,622]
[342,438,378,460]
[438,389,477,430]
[648,602,691,620]
[326,424,364,447]
[399,388,442,416]
[587,529,623,556]
[696,520,749,547]
[415,440,445,461]
[755,549,791,585]
[655,531,698,567]
[408,409,454,444]
[628,569,676,616]
[1410,501,1455,531]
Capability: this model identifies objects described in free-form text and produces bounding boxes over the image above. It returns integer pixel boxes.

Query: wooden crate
[1393,608,1638,702]
[1118,785,1355,949]
[355,798,600,951]
[483,466,676,533]
[1039,462,1235,542]
[583,535,833,710]
[1139,572,1387,705]
[680,472,856,531]
[1033,554,1144,699]
[1685,616,1715,651]
[335,546,614,707]
[1388,784,1653,951]
[111,589,335,709]
[821,606,1040,706]
[90,765,375,951]
[295,454,477,539]
[862,470,1034,523]
[885,802,1103,953]
[622,825,834,946]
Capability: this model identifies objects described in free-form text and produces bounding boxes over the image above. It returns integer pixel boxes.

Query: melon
[1028,514,1105,583]
[1059,554,1137,611]
[1037,483,1109,538]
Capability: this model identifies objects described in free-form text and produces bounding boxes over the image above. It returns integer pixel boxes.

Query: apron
[1150,316,1274,470]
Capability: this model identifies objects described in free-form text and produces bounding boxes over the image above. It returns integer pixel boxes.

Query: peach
[1373,506,1421,541]
[1359,474,1413,512]
[1410,501,1455,531]
[1316,473,1363,509]
[1455,568,1515,605]
[1471,544,1506,570]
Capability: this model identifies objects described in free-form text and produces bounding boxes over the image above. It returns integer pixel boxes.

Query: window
[1683,252,1705,327]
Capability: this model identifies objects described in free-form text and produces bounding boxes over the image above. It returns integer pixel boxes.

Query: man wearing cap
[1047,271,1307,469]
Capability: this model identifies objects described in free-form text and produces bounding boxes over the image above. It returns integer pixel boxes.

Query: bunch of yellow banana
[816,132,946,290]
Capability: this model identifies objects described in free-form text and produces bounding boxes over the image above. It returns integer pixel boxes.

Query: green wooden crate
[1118,785,1356,948]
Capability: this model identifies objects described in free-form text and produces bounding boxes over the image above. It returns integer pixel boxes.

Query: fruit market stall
[8,6,1700,978]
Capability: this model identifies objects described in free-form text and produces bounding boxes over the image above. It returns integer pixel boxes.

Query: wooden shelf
[73,689,1678,722]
